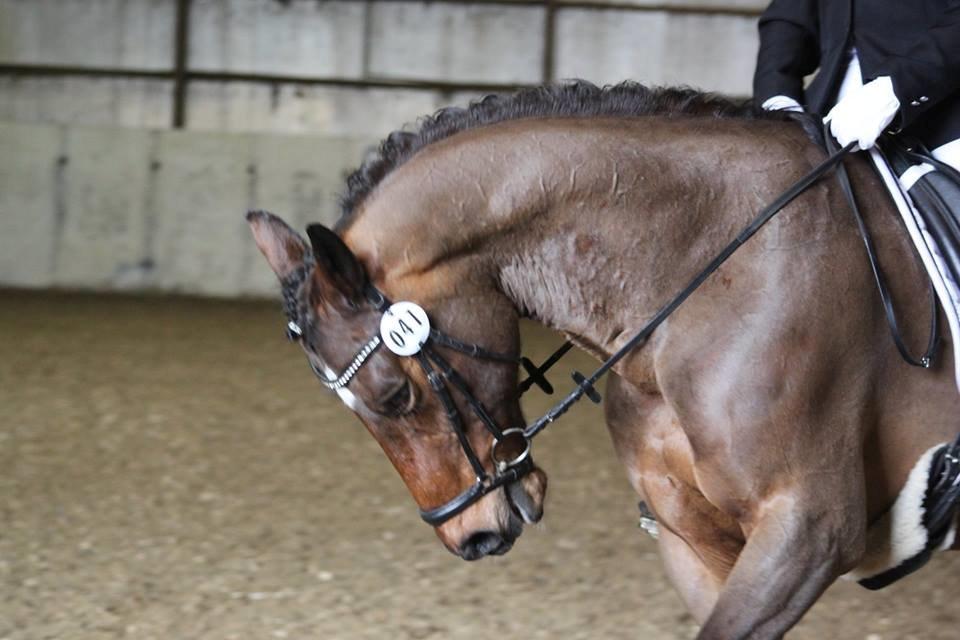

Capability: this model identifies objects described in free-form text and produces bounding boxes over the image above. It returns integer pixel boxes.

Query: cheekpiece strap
[365,285,390,311]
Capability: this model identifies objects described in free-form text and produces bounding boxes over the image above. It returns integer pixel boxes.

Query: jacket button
[919,96,929,103]
[910,100,921,107]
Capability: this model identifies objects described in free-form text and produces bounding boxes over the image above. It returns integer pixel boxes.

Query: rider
[753,0,960,170]
[753,0,960,394]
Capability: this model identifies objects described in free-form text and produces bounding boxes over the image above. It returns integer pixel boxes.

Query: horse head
[248,210,547,561]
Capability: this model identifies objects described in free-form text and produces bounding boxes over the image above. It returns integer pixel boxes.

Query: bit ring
[491,428,532,473]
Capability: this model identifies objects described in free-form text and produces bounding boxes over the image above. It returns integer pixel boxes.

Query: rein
[523,139,862,438]
[525,131,940,438]
[824,133,939,368]
[293,137,947,528]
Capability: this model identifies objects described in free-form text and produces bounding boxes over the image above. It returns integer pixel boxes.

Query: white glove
[761,95,804,113]
[824,76,900,150]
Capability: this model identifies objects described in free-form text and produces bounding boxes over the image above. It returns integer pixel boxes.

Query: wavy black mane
[336,80,811,229]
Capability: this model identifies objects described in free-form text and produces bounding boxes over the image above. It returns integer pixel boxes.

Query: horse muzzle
[458,529,516,561]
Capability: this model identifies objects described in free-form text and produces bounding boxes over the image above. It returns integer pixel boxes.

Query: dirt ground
[1,290,958,640]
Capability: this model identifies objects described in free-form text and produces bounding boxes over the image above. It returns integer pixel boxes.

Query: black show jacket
[753,0,960,146]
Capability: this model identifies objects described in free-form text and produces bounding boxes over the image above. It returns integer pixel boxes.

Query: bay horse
[247,81,959,638]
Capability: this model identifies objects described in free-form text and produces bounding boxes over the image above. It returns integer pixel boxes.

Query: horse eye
[379,380,415,417]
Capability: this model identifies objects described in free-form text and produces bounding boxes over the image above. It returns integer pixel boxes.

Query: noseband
[285,139,945,529]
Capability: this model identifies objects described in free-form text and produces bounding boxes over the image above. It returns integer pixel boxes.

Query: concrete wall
[0,76,173,129]
[367,3,546,84]
[0,1,768,296]
[559,0,765,7]
[188,0,368,79]
[0,0,174,69]
[0,121,371,297]
[555,9,759,93]
[185,82,456,137]
[0,0,766,136]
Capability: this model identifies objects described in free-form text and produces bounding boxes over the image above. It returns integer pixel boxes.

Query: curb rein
[291,135,950,528]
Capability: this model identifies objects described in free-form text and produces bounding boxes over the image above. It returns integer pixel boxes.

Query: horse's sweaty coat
[249,82,960,639]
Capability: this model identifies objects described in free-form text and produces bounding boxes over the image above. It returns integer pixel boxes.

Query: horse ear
[246,210,310,280]
[306,223,367,297]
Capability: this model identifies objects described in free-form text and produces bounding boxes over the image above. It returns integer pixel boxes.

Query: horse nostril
[459,531,508,561]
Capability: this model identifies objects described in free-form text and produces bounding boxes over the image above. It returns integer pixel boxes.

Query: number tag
[380,302,431,356]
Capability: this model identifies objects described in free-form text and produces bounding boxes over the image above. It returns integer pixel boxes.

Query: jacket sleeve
[753,0,821,106]
[880,4,960,130]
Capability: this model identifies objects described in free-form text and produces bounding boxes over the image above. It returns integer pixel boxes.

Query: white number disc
[380,301,431,356]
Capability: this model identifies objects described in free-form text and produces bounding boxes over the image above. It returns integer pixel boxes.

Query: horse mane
[336,80,818,229]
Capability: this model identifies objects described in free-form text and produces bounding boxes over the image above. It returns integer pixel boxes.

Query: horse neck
[345,117,797,358]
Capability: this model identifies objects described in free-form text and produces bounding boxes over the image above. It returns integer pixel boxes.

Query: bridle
[285,284,555,526]
[285,136,947,529]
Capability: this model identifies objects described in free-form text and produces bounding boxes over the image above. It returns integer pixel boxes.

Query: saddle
[878,136,960,308]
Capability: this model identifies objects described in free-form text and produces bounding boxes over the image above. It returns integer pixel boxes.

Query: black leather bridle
[286,286,556,526]
[286,136,945,528]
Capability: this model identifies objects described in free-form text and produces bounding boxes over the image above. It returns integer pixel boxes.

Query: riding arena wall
[1,0,765,297]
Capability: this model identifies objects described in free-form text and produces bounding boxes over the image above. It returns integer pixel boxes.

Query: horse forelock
[335,80,821,232]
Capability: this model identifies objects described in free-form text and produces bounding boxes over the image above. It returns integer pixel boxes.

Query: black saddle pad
[878,136,960,294]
